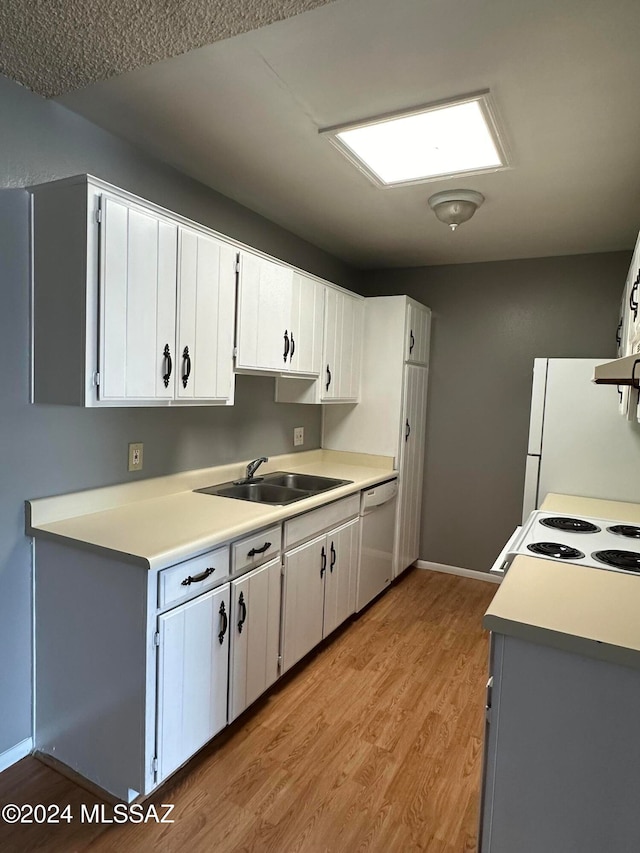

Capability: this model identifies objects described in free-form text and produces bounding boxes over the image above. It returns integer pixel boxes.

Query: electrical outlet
[293,427,304,447]
[128,442,143,472]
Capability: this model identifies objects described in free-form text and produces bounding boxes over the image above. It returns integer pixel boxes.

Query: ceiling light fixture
[320,90,509,187]
[428,189,485,231]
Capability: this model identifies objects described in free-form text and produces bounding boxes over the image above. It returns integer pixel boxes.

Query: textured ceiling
[56,0,640,267]
[0,0,336,97]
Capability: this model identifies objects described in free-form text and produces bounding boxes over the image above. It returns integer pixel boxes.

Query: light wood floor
[0,569,496,853]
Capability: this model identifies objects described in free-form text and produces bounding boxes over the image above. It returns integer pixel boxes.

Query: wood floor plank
[0,569,496,852]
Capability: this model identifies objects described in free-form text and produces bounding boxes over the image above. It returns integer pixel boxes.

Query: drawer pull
[247,541,272,558]
[218,601,228,645]
[237,591,247,633]
[180,566,215,587]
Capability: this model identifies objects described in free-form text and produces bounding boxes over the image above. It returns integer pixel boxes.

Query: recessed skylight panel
[323,93,508,187]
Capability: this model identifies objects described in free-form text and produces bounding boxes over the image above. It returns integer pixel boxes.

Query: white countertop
[485,552,640,670]
[27,449,396,570]
[540,492,640,524]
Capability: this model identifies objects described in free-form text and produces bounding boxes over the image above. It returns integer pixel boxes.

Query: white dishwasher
[356,478,399,612]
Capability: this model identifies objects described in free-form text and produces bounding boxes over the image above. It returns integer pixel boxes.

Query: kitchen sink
[262,471,352,492]
[194,471,352,505]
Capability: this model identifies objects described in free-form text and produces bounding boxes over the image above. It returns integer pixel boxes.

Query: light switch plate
[128,442,143,472]
[293,427,304,447]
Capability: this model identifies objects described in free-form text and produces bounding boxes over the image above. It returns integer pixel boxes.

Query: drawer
[231,525,281,575]
[284,493,360,550]
[158,546,230,609]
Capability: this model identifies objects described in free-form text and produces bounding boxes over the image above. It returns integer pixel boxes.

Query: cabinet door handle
[330,541,336,572]
[325,364,332,391]
[409,330,415,354]
[630,275,639,321]
[320,546,326,578]
[405,419,411,441]
[162,343,173,388]
[290,332,295,361]
[181,346,191,389]
[181,566,215,586]
[283,330,290,362]
[618,384,624,403]
[247,541,271,557]
[218,600,228,645]
[237,591,247,634]
[616,319,622,348]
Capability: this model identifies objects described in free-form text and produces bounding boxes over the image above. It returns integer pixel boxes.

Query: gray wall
[361,252,631,573]
[0,73,357,757]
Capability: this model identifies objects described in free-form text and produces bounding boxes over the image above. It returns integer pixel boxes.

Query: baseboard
[0,737,33,773]
[416,560,501,584]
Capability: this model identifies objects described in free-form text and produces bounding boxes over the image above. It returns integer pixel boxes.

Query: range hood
[593,353,640,386]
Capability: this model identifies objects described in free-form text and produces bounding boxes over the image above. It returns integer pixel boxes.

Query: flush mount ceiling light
[320,91,508,188]
[428,189,485,231]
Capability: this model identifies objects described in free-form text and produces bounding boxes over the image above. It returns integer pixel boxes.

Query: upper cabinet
[274,286,364,404]
[405,298,431,365]
[235,252,323,376]
[31,176,237,407]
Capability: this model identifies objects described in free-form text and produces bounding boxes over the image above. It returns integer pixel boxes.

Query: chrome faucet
[245,456,268,480]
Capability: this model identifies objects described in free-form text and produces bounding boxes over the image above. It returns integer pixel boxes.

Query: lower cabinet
[281,517,359,673]
[33,493,366,801]
[156,584,230,783]
[228,557,281,722]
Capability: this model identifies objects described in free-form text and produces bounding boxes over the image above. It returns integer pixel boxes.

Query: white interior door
[229,558,281,722]
[99,195,177,401]
[156,584,230,783]
[176,228,236,401]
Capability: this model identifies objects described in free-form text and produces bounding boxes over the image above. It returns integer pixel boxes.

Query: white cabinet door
[323,518,359,637]
[235,252,294,372]
[175,228,236,402]
[323,288,364,402]
[229,558,281,722]
[394,364,429,577]
[288,273,323,375]
[156,584,230,783]
[281,535,326,673]
[99,195,177,402]
[405,300,431,366]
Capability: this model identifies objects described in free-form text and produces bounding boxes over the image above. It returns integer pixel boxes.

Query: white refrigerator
[523,358,640,520]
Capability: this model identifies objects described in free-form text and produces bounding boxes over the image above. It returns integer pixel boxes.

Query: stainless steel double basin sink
[195,471,353,505]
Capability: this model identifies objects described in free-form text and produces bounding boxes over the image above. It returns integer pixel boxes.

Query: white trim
[416,560,501,584]
[0,737,33,773]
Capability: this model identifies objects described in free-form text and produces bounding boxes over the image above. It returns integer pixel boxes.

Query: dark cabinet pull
[330,541,336,573]
[409,330,415,354]
[247,541,271,557]
[320,546,326,578]
[218,601,228,645]
[283,331,290,362]
[162,343,173,388]
[290,332,295,361]
[237,591,247,633]
[616,319,623,349]
[181,566,215,586]
[405,419,411,441]
[630,274,639,321]
[325,364,332,391]
[181,346,191,389]
[618,385,624,404]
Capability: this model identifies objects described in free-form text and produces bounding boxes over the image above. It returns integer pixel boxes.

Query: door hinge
[235,255,241,274]
[152,756,158,780]
[153,631,160,647]
[277,654,283,671]
[233,346,238,358]
[92,371,100,387]
[95,208,102,224]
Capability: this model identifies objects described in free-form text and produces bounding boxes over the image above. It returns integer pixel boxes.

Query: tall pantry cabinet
[323,296,431,576]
